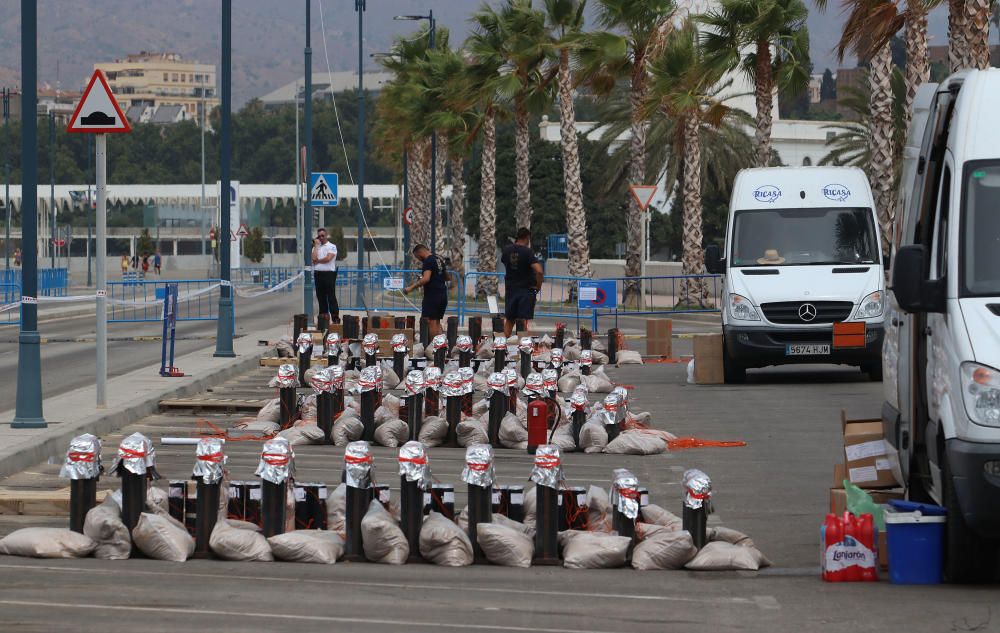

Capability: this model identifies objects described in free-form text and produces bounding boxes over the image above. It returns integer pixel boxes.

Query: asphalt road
[1,356,995,632]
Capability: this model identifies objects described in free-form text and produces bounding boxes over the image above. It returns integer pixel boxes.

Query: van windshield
[962,163,1000,296]
[730,207,879,267]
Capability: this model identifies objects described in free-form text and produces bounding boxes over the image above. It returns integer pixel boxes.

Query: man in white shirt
[312,228,339,324]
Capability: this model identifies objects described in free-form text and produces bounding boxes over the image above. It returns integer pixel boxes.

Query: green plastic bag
[844,480,886,531]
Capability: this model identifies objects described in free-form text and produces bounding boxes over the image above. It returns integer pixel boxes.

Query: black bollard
[434,347,446,371]
[317,391,334,444]
[261,480,287,538]
[317,313,330,332]
[554,324,565,349]
[279,386,298,427]
[468,316,482,345]
[611,469,639,542]
[515,319,527,334]
[419,317,430,347]
[399,442,430,562]
[487,373,507,446]
[194,476,220,556]
[446,316,458,351]
[607,328,620,365]
[520,350,532,379]
[506,369,519,414]
[491,316,504,334]
[531,446,563,565]
[580,349,593,376]
[603,393,623,443]
[344,442,373,562]
[463,445,494,564]
[298,346,312,386]
[443,372,463,447]
[456,334,473,369]
[393,350,406,383]
[61,434,102,534]
[682,469,712,549]
[407,394,424,440]
[257,438,292,538]
[343,315,360,340]
[361,392,377,443]
[423,367,442,417]
[114,433,154,546]
[293,313,308,343]
[580,328,592,351]
[570,397,587,448]
[493,337,507,373]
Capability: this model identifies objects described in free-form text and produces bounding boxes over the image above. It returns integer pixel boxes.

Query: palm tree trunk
[949,0,971,71]
[753,40,774,168]
[514,100,533,230]
[623,63,647,308]
[410,138,432,268]
[964,0,992,69]
[869,42,896,260]
[477,109,498,298]
[434,141,447,254]
[904,5,929,134]
[449,155,467,278]
[558,50,593,282]
[680,116,709,308]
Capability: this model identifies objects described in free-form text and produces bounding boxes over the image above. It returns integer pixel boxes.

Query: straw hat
[756,249,785,265]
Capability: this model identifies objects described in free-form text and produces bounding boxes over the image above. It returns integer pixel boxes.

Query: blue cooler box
[885,500,947,584]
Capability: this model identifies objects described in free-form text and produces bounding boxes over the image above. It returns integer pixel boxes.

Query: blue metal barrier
[335,267,464,320]
[236,267,299,292]
[107,278,221,323]
[0,282,20,327]
[1,268,68,297]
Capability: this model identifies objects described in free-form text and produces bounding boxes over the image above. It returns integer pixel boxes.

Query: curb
[0,345,270,480]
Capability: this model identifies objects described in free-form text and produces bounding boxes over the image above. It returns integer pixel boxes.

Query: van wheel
[723,349,746,384]
[943,454,998,583]
[862,362,883,381]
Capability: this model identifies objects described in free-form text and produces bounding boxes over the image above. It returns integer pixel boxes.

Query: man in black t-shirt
[404,243,449,337]
[501,227,544,336]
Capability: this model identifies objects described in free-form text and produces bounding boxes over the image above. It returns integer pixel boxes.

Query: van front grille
[760,301,853,324]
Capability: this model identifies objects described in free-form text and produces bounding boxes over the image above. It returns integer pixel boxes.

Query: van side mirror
[705,244,723,274]
[891,245,945,313]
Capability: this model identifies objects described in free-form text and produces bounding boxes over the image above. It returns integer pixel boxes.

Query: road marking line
[0,600,618,633]
[0,563,768,608]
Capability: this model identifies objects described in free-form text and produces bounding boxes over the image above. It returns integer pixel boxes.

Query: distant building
[37,87,82,125]
[258,71,394,108]
[95,52,218,122]
[809,75,822,104]
[928,45,1000,67]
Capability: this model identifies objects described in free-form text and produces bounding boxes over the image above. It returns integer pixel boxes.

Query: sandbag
[685,541,771,571]
[132,512,195,562]
[361,500,409,564]
[560,531,631,569]
[234,419,280,435]
[300,394,317,421]
[209,520,274,561]
[580,372,614,393]
[578,422,608,454]
[591,350,610,365]
[498,412,528,449]
[0,528,96,559]
[382,393,401,417]
[327,483,346,533]
[523,486,537,526]
[457,418,489,447]
[471,398,489,417]
[412,343,425,359]
[275,336,294,358]
[604,431,667,455]
[629,411,653,426]
[267,530,344,564]
[557,373,581,393]
[418,416,449,447]
[419,511,473,567]
[84,496,131,560]
[616,350,643,366]
[640,504,683,530]
[374,418,409,447]
[278,424,326,446]
[586,485,611,532]
[374,405,396,427]
[476,522,533,568]
[256,398,281,424]
[708,526,756,548]
[332,415,364,446]
[380,366,401,390]
[631,530,698,570]
[549,423,576,452]
[146,486,170,515]
[494,513,535,537]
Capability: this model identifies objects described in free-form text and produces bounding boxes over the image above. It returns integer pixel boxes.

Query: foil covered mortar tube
[113,432,157,477]
[518,337,533,354]
[610,468,640,520]
[682,469,712,510]
[602,392,624,426]
[551,348,564,368]
[492,336,508,351]
[193,438,227,485]
[432,334,448,351]
[486,372,508,396]
[59,433,102,480]
[442,372,464,398]
[455,335,473,353]
[325,332,341,356]
[423,366,443,392]
[529,445,564,489]
[398,441,432,489]
[523,372,545,398]
[404,370,426,396]
[458,367,475,395]
[276,363,299,389]
[503,367,519,390]
[579,350,593,367]
[391,333,408,353]
[329,364,345,390]
[569,389,588,412]
[363,333,379,356]
[358,366,381,393]
[296,332,313,355]
[462,444,495,488]
[542,368,559,393]
[344,441,373,489]
[255,437,294,485]
[310,367,334,394]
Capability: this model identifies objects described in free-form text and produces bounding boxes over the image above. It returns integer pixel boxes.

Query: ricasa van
[705,167,884,383]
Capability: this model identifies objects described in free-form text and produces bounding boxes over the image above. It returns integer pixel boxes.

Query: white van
[705,167,885,383]
[884,69,1000,581]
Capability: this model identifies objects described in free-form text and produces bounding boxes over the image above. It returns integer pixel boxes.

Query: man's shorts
[421,292,448,320]
[504,287,537,320]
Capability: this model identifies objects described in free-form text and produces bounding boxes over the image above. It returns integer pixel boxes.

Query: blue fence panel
[1,268,68,297]
[236,267,300,292]
[335,268,464,320]
[107,278,221,323]
[0,282,20,327]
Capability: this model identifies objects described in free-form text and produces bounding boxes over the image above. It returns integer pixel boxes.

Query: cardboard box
[841,411,901,488]
[646,319,673,357]
[829,486,904,515]
[693,334,724,384]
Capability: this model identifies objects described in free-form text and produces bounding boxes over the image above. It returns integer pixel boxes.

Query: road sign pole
[356,0,367,308]
[13,0,45,428]
[214,0,235,358]
[303,0,314,318]
[96,133,107,407]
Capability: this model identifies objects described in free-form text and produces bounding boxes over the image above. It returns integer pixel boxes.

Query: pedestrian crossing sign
[310,172,339,207]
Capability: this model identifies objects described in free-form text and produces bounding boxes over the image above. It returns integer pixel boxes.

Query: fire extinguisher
[526,399,549,455]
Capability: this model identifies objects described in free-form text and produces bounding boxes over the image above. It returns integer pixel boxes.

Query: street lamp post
[49,112,55,269]
[356,0,367,305]
[303,0,314,318]
[13,0,46,427]
[3,87,10,271]
[214,0,235,358]
[394,12,436,254]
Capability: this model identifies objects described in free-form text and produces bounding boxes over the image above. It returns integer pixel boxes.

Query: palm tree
[643,22,737,308]
[578,0,676,307]
[949,0,991,71]
[819,69,906,170]
[699,0,811,168]
[541,0,593,280]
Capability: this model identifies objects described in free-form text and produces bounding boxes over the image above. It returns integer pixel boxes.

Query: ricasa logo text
[822,184,851,202]
[753,185,781,203]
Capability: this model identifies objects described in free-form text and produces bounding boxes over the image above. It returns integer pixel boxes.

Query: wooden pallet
[159,397,267,412]
[0,489,111,516]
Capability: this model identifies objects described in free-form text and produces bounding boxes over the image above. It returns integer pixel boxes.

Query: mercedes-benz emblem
[798,303,817,322]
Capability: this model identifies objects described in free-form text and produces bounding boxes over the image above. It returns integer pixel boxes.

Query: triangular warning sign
[237,223,249,238]
[67,70,131,134]
[311,174,336,201]
[629,184,658,212]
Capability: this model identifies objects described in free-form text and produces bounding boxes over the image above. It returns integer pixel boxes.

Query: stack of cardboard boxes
[831,410,906,569]
[646,319,673,358]
[692,333,724,384]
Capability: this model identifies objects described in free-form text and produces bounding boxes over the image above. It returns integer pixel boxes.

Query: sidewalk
[0,323,287,479]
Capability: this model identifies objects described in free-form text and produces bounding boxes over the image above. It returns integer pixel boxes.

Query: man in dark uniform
[501,227,544,336]
[404,243,449,337]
